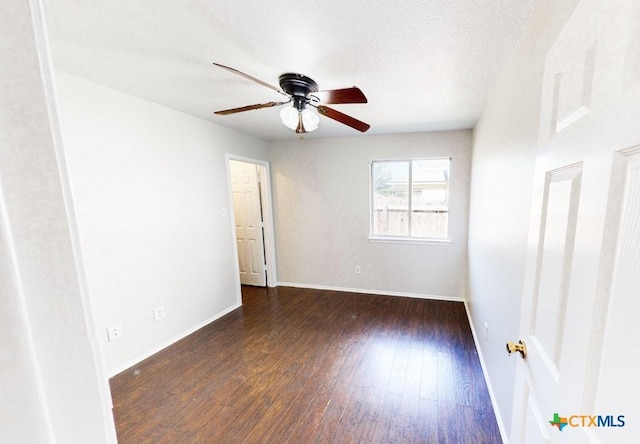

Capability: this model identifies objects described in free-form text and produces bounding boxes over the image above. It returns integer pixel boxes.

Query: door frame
[225,154,277,300]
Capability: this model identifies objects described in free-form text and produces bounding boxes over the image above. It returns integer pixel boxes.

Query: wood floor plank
[420,347,438,401]
[110,286,502,443]
[400,346,424,414]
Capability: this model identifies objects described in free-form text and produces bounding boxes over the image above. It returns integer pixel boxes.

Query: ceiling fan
[212,63,370,134]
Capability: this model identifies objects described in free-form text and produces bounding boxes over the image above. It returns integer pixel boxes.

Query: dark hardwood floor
[110,286,502,443]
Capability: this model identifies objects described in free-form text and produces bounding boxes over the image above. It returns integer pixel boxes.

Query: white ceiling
[43,0,539,141]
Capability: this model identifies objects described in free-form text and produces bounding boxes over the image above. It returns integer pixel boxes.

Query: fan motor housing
[279,73,318,98]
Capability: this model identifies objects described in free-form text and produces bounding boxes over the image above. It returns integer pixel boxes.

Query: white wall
[467,0,580,435]
[1,0,115,442]
[54,72,269,375]
[269,131,471,299]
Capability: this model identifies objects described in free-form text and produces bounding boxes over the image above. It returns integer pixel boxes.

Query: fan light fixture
[280,106,319,133]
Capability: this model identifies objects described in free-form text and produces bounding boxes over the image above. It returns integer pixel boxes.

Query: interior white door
[511,0,640,443]
[230,160,266,287]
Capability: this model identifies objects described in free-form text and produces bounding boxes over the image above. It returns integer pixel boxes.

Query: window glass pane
[372,161,409,236]
[411,159,449,238]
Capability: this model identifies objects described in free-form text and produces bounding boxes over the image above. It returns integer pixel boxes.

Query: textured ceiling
[43,0,539,141]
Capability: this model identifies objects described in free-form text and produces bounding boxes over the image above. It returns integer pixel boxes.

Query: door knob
[506,340,527,359]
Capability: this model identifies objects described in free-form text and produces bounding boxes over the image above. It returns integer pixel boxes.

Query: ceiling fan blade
[212,62,288,97]
[316,105,370,132]
[214,101,288,115]
[313,87,368,104]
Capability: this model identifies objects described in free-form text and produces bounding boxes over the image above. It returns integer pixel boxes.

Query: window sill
[368,236,452,246]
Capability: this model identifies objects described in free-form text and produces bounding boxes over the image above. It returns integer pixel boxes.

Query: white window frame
[369,157,452,245]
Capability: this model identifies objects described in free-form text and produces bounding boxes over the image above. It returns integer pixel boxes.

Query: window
[370,158,450,240]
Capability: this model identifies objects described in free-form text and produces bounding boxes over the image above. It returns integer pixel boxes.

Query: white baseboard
[277,281,463,302]
[107,302,242,378]
[463,300,509,444]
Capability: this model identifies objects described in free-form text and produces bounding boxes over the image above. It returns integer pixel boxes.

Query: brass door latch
[506,340,527,359]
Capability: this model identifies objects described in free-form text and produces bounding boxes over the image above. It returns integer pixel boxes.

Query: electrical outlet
[153,306,166,322]
[484,322,489,341]
[355,265,361,274]
[107,324,123,342]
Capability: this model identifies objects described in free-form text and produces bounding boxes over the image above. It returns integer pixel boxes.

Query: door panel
[584,149,640,443]
[530,166,582,372]
[522,390,551,444]
[230,160,266,287]
[512,0,640,442]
